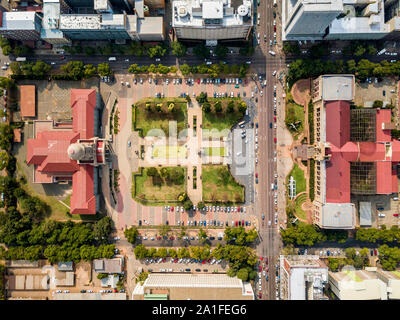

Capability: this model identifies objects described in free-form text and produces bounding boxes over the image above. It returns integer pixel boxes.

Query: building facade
[279,255,329,300]
[0,11,43,40]
[172,0,253,41]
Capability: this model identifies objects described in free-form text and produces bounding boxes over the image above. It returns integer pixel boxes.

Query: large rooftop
[172,0,252,27]
[321,75,354,101]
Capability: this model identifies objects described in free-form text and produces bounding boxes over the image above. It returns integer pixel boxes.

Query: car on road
[268,220,271,226]
[269,50,276,56]
[262,214,265,220]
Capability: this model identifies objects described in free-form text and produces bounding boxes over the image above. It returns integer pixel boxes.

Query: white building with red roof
[26,89,111,215]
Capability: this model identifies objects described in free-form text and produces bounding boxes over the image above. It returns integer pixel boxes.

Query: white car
[260,90,263,96]
[113,236,120,241]
[51,62,56,65]
[268,220,272,226]
[263,271,266,276]
[272,71,277,77]
[155,58,161,62]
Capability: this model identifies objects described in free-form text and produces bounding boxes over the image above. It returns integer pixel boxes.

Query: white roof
[143,273,244,288]
[321,202,356,229]
[0,12,39,31]
[54,293,127,300]
[202,1,224,19]
[321,75,354,101]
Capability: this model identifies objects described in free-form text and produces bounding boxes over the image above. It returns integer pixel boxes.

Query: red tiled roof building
[27,89,108,215]
[311,75,400,229]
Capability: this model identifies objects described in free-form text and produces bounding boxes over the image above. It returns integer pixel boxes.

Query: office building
[0,11,43,40]
[27,89,112,215]
[283,0,390,41]
[329,269,388,300]
[172,0,253,41]
[41,0,71,45]
[310,75,400,229]
[132,273,254,300]
[279,255,329,300]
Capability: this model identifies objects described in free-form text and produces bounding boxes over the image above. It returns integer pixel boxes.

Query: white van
[108,57,116,61]
[271,183,274,190]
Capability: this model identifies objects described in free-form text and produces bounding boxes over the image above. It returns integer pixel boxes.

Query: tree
[147,45,167,58]
[283,42,300,55]
[194,44,209,59]
[214,101,222,113]
[202,102,211,113]
[147,167,158,177]
[1,45,11,56]
[93,216,113,243]
[31,61,51,77]
[238,101,247,114]
[281,224,324,246]
[0,151,10,170]
[215,45,228,59]
[227,100,235,113]
[183,199,193,211]
[196,92,208,104]
[61,61,85,80]
[97,63,112,77]
[197,202,205,210]
[83,64,96,79]
[180,64,190,75]
[134,244,149,259]
[97,273,108,280]
[344,248,356,260]
[354,45,366,57]
[125,42,144,56]
[373,100,383,108]
[159,224,171,237]
[84,46,96,56]
[236,268,249,281]
[124,226,139,244]
[198,228,208,244]
[171,41,187,57]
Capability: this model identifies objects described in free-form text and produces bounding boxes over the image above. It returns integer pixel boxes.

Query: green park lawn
[285,102,305,140]
[133,167,186,205]
[133,98,187,137]
[202,98,245,132]
[202,165,244,203]
[294,193,307,220]
[287,164,306,195]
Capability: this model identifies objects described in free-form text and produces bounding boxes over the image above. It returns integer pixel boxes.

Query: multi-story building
[172,0,253,41]
[132,273,254,300]
[329,269,389,300]
[26,89,112,215]
[282,0,392,41]
[41,0,71,45]
[0,11,43,40]
[310,75,400,229]
[282,0,343,41]
[279,255,329,300]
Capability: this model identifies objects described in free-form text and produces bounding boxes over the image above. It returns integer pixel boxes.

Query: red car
[374,249,378,256]
[244,79,248,84]
[255,173,258,178]
[169,236,175,240]
[266,257,268,264]
[201,260,206,264]
[258,266,262,271]
[242,220,245,226]
[258,292,262,299]
[274,137,277,143]
[157,236,162,240]
[235,221,238,226]
[237,207,240,212]
[274,116,277,122]
[394,213,399,217]
[266,266,269,272]
[171,206,174,212]
[274,26,276,32]
[197,79,200,84]
[260,256,263,261]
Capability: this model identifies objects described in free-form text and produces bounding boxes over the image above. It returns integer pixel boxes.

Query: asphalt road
[253,0,283,301]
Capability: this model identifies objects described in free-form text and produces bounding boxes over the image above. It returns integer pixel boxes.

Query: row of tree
[355,226,400,244]
[180,62,248,78]
[287,58,400,88]
[128,63,177,74]
[281,223,349,246]
[10,61,112,80]
[0,243,115,263]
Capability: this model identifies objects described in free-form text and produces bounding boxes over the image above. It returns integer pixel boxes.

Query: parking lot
[354,77,397,108]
